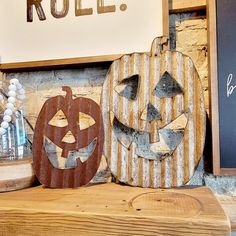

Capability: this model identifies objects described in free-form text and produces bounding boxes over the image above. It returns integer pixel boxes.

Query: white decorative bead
[3,115,11,123]
[10,78,19,85]
[16,83,23,90]
[8,90,16,97]
[8,84,17,91]
[4,109,13,116]
[8,97,16,104]
[17,94,25,101]
[6,103,14,110]
[0,81,25,136]
[1,121,9,129]
[0,127,6,135]
[18,89,25,95]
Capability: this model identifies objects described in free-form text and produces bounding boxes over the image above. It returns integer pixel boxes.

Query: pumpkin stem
[62,86,73,100]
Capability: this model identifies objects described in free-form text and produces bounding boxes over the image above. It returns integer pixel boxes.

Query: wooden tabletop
[0,183,231,236]
[218,195,236,230]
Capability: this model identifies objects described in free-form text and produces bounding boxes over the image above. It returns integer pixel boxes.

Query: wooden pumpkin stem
[62,86,73,100]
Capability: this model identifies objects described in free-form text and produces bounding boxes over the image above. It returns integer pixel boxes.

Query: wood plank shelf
[218,195,236,231]
[0,183,230,235]
[169,0,206,13]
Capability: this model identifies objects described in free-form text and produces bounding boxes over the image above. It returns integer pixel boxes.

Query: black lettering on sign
[75,0,93,16]
[97,0,116,14]
[27,0,46,22]
[27,0,127,22]
[51,0,69,18]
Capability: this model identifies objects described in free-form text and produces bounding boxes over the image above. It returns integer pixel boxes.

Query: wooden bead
[8,84,17,91]
[6,103,14,110]
[3,115,11,123]
[8,91,16,98]
[10,78,19,85]
[8,97,16,104]
[1,121,9,129]
[18,89,25,95]
[0,127,6,135]
[4,109,13,116]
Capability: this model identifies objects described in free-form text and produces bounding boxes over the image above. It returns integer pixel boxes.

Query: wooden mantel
[0,183,230,235]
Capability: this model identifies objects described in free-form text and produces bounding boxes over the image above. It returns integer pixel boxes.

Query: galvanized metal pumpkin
[101,37,206,188]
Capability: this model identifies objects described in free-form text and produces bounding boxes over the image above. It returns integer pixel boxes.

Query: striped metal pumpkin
[101,37,206,188]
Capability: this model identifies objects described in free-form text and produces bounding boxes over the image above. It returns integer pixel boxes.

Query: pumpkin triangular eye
[153,71,183,98]
[48,110,68,127]
[115,74,139,100]
[78,112,96,130]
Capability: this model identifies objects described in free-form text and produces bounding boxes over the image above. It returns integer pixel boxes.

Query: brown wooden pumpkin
[33,86,104,188]
[101,37,206,188]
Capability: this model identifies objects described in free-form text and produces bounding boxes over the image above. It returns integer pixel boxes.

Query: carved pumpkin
[33,86,104,188]
[101,37,206,188]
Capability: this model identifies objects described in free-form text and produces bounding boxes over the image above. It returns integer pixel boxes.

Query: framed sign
[208,0,236,175]
[0,0,168,71]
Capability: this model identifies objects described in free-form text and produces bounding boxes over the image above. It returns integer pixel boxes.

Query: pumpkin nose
[62,131,76,144]
[140,103,161,143]
[140,103,161,122]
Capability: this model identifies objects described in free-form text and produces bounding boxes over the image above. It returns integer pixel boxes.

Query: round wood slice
[0,159,35,192]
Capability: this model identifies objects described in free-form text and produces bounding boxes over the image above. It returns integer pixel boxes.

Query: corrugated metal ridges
[101,37,206,188]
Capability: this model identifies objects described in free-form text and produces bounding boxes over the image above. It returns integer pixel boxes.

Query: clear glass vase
[0,107,32,161]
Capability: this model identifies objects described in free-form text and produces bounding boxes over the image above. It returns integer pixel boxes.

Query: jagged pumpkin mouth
[44,137,97,169]
[110,111,189,161]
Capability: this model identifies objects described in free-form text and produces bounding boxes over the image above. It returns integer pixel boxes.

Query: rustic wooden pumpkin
[33,86,104,188]
[101,37,206,188]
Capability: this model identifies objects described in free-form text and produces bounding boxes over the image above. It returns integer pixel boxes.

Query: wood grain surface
[169,0,206,13]
[218,195,236,230]
[0,159,35,192]
[0,183,230,236]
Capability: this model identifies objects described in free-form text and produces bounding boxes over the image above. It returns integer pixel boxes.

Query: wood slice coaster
[0,158,35,192]
[101,37,206,188]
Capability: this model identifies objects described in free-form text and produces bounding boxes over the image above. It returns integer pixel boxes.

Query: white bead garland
[0,79,25,136]
[8,84,17,91]
[8,91,16,97]
[1,121,9,129]
[4,109,13,116]
[0,127,6,135]
[6,103,14,110]
[3,115,11,122]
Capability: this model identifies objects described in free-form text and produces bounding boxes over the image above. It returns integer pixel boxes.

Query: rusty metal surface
[33,86,104,188]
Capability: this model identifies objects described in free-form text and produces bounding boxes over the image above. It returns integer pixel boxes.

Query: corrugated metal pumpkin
[101,37,206,188]
[33,86,104,188]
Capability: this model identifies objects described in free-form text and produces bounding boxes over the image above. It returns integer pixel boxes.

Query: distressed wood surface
[169,0,206,13]
[101,37,206,188]
[0,183,230,236]
[218,195,236,230]
[33,86,104,188]
[0,159,35,192]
